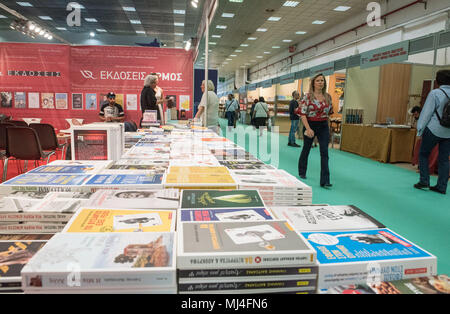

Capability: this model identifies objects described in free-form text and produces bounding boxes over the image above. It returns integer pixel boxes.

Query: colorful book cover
[85,93,97,110]
[270,205,385,232]
[219,161,275,170]
[41,93,54,109]
[87,189,179,210]
[164,173,236,186]
[180,208,273,222]
[2,174,92,186]
[28,165,101,175]
[180,190,265,209]
[14,92,26,108]
[0,241,47,283]
[63,208,175,233]
[21,232,176,289]
[55,93,68,110]
[178,220,316,269]
[85,174,163,186]
[301,229,437,289]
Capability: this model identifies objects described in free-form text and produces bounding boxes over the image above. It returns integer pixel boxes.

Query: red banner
[0,43,193,130]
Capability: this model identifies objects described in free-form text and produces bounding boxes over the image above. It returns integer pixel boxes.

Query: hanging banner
[360,42,409,69]
[70,46,193,94]
[310,62,335,77]
[0,43,70,91]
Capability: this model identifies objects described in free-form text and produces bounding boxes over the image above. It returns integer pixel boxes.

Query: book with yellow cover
[62,208,176,233]
[164,172,237,188]
[167,166,230,174]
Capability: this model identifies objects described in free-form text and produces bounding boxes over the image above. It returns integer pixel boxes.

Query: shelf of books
[0,122,444,295]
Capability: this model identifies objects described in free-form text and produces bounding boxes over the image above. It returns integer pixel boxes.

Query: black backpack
[436,89,450,128]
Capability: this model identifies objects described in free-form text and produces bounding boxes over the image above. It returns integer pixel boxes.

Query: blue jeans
[418,127,450,192]
[298,121,330,185]
[289,119,299,144]
[226,111,234,127]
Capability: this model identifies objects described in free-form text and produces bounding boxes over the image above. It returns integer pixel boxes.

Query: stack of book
[177,220,318,294]
[230,169,313,206]
[0,240,48,293]
[301,228,437,290]
[0,191,95,234]
[21,232,177,294]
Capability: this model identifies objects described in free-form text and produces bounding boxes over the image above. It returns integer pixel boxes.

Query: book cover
[41,93,54,109]
[84,174,163,187]
[0,240,47,283]
[179,208,273,222]
[232,170,312,190]
[126,94,138,111]
[28,165,102,175]
[28,92,40,109]
[164,172,236,187]
[219,161,275,170]
[180,190,265,209]
[14,92,26,108]
[270,205,385,232]
[87,189,179,210]
[178,221,316,269]
[71,93,83,110]
[301,228,437,289]
[55,93,68,110]
[21,232,176,289]
[63,208,175,233]
[0,92,12,107]
[2,174,91,187]
[85,93,97,110]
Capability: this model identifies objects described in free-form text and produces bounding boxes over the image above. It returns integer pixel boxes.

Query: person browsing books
[140,74,160,127]
[295,73,334,188]
[99,92,125,123]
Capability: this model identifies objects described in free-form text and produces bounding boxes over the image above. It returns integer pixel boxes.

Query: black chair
[29,123,66,160]
[2,127,54,182]
[8,120,29,127]
[0,123,15,181]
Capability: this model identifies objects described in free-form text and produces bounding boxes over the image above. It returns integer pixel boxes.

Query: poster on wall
[41,93,55,109]
[180,95,190,111]
[99,93,108,106]
[115,94,124,108]
[86,93,97,110]
[72,93,83,110]
[14,92,26,109]
[28,92,40,109]
[126,94,138,111]
[0,92,12,108]
[55,93,68,110]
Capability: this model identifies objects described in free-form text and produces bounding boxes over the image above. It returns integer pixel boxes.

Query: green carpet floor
[219,119,449,275]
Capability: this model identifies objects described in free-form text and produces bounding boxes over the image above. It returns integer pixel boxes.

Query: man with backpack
[414,70,450,195]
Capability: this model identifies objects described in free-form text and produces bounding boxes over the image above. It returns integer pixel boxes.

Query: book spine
[179,274,317,284]
[178,278,317,292]
[0,281,22,289]
[178,266,318,279]
[177,252,316,269]
[0,223,64,233]
[0,213,73,223]
[22,269,176,290]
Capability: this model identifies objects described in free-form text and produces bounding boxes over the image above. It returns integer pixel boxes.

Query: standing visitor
[288,91,301,148]
[296,73,334,188]
[414,70,450,195]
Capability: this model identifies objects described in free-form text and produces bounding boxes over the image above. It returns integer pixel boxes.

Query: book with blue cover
[301,228,437,289]
[84,174,163,188]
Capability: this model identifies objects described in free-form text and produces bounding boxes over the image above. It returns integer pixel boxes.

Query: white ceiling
[196,0,375,76]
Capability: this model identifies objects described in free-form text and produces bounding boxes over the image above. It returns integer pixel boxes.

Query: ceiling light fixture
[89,32,95,37]
[191,1,198,8]
[312,20,326,24]
[268,16,281,21]
[283,1,299,7]
[257,28,267,32]
[184,40,191,51]
[222,13,235,18]
[334,6,351,12]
